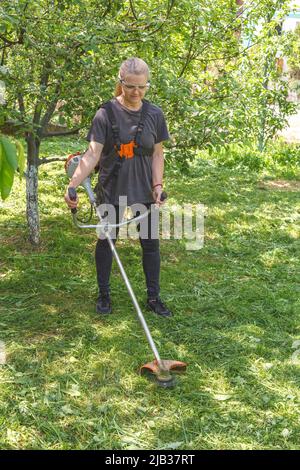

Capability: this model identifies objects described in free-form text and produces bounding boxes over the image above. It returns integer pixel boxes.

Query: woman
[65,57,172,317]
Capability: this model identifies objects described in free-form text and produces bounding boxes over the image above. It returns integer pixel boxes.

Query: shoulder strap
[134,99,150,148]
[134,100,150,157]
[101,100,121,152]
[101,99,150,155]
[99,101,122,189]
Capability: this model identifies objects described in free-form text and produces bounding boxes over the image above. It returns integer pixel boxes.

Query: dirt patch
[257,180,300,192]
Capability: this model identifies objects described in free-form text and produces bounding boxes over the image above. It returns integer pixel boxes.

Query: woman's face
[120,73,149,105]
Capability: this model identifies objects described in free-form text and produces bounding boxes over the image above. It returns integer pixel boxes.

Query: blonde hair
[114,57,150,97]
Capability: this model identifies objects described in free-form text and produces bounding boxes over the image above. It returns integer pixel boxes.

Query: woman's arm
[151,142,164,205]
[65,140,103,208]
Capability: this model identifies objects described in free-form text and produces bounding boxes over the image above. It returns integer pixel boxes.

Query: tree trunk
[26,134,40,245]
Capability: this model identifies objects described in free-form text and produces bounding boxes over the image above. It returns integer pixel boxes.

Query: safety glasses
[120,79,150,91]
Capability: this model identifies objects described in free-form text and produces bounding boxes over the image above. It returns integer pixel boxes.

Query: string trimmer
[65,153,187,387]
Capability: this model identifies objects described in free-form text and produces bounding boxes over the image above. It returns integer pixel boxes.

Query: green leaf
[58,114,66,125]
[0,140,2,173]
[0,142,15,200]
[1,136,18,171]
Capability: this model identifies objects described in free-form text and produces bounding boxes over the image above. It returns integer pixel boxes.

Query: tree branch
[41,127,82,138]
[179,22,197,78]
[0,120,29,136]
[38,83,61,135]
[1,46,5,66]
[0,34,19,46]
[101,0,112,18]
[167,0,176,17]
[37,157,66,166]
[33,102,43,126]
[32,67,51,126]
[18,94,25,115]
[118,0,175,35]
[144,1,175,37]
[39,99,58,133]
[129,0,138,20]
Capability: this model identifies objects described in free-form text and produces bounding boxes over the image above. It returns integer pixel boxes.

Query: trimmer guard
[140,359,187,376]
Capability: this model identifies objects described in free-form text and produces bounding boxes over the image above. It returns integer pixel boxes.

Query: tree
[1,0,177,244]
[131,0,295,163]
[0,0,296,243]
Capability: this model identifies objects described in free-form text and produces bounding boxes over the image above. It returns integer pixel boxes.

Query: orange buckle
[117,141,137,159]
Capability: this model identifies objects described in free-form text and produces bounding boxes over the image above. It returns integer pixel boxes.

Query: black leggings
[95,205,160,298]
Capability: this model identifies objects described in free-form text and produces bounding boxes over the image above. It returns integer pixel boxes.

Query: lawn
[0,137,300,450]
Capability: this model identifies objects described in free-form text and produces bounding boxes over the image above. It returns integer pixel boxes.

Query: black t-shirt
[86,98,169,205]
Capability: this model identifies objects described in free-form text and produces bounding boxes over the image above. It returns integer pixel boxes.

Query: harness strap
[101,101,122,152]
[134,100,150,156]
[101,99,150,157]
[98,99,151,194]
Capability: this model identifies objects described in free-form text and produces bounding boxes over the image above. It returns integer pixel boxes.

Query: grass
[0,137,300,449]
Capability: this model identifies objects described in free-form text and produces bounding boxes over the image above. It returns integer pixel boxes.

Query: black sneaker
[147,297,172,317]
[96,291,112,315]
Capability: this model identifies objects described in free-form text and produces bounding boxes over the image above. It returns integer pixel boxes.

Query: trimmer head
[140,359,187,388]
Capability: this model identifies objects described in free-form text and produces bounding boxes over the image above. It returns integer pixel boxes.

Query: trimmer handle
[68,188,166,215]
[160,191,167,202]
[68,187,78,214]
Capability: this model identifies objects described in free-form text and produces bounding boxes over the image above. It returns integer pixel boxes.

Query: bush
[187,140,300,180]
[267,141,300,166]
[211,143,267,171]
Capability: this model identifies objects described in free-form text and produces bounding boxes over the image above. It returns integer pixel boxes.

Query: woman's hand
[64,186,79,210]
[64,141,103,210]
[152,185,164,206]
